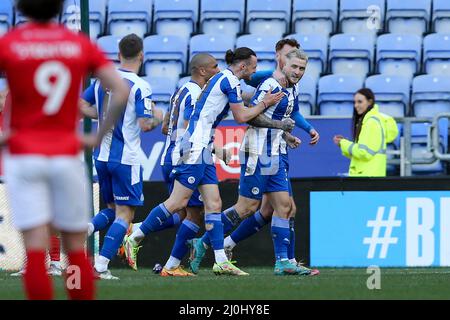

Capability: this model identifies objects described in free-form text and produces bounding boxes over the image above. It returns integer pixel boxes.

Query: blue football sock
[100,218,128,260]
[288,217,296,260]
[205,213,224,250]
[91,208,115,232]
[170,220,200,260]
[230,210,269,244]
[271,216,290,261]
[201,207,241,247]
[139,203,172,235]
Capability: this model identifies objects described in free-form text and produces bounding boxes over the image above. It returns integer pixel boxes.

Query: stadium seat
[0,0,13,35]
[97,35,122,64]
[365,74,411,117]
[62,0,107,40]
[143,35,188,83]
[411,119,448,175]
[386,0,431,36]
[189,34,235,71]
[292,0,338,36]
[200,0,245,36]
[317,75,364,116]
[423,33,450,75]
[107,0,152,38]
[177,76,191,89]
[246,0,291,37]
[339,0,385,34]
[14,10,28,26]
[376,34,422,78]
[235,35,279,71]
[0,78,6,91]
[153,0,198,41]
[329,34,375,76]
[297,76,317,116]
[143,76,177,112]
[433,0,450,34]
[286,34,328,79]
[412,75,450,118]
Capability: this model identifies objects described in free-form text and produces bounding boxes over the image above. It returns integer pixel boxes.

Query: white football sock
[130,228,145,244]
[289,258,297,265]
[214,250,228,264]
[95,255,110,273]
[165,256,181,270]
[223,236,236,250]
[132,222,142,233]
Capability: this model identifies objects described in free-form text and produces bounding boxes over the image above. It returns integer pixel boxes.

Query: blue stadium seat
[339,0,385,34]
[97,35,122,64]
[246,0,291,37]
[297,76,317,116]
[376,34,422,78]
[107,0,152,38]
[143,35,188,83]
[200,0,245,36]
[0,78,7,91]
[62,0,107,40]
[423,33,450,75]
[433,0,450,34]
[412,75,450,118]
[411,119,448,175]
[189,34,235,71]
[0,0,13,35]
[292,0,338,36]
[143,76,177,112]
[329,34,375,76]
[286,34,328,79]
[177,76,191,89]
[365,74,411,117]
[317,75,364,116]
[154,0,198,41]
[386,0,431,36]
[235,35,279,71]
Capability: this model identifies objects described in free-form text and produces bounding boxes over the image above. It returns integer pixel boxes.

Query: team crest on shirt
[236,85,242,101]
[252,187,260,195]
[205,223,214,231]
[188,176,196,184]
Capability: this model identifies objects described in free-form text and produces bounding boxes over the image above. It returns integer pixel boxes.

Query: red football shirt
[0,22,111,155]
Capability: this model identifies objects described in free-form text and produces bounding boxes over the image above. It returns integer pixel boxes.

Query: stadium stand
[0,0,13,36]
[386,0,431,36]
[329,33,375,76]
[246,0,291,37]
[97,35,122,64]
[339,0,385,34]
[412,75,450,118]
[143,35,189,83]
[153,0,198,41]
[200,0,245,36]
[107,0,152,38]
[433,0,450,33]
[292,0,338,36]
[287,33,328,80]
[365,74,411,117]
[62,0,107,40]
[423,33,450,75]
[143,76,177,111]
[236,34,279,71]
[177,76,191,89]
[318,74,365,116]
[189,34,236,71]
[376,34,422,78]
[296,75,317,116]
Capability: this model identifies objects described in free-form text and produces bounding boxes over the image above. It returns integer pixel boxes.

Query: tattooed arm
[247,113,295,132]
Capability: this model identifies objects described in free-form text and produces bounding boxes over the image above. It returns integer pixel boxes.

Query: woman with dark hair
[333,88,398,177]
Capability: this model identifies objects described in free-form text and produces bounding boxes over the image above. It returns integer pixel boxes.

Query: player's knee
[204,197,222,213]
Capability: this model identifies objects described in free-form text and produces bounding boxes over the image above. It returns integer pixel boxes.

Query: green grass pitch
[1,267,450,300]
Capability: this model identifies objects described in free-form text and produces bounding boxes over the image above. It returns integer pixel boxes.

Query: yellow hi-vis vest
[339,105,399,177]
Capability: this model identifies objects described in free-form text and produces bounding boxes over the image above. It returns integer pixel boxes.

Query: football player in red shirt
[0,0,129,300]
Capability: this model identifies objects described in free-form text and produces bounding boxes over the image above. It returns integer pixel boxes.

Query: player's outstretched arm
[230,88,284,124]
[94,66,130,144]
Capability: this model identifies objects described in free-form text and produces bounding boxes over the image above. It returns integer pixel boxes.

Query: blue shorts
[280,153,292,196]
[95,160,144,206]
[162,162,204,207]
[239,157,290,200]
[171,162,218,191]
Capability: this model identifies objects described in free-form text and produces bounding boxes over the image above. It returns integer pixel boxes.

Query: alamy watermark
[366,265,381,290]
